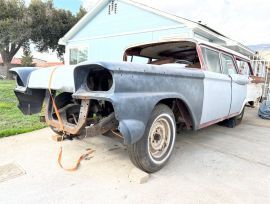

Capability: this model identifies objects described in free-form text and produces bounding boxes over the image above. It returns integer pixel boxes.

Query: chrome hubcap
[149,117,171,159]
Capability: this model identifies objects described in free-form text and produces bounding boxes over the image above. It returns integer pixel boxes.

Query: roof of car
[125,38,250,61]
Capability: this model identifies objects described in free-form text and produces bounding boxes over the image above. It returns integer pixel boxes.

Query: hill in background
[249,44,270,60]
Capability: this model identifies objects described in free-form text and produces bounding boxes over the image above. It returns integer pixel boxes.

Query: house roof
[45,62,64,67]
[0,57,22,65]
[0,57,63,68]
[58,0,254,57]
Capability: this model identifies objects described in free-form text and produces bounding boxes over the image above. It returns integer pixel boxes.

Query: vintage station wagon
[11,38,249,172]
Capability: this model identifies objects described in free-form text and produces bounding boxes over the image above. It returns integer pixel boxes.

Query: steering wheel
[175,60,193,65]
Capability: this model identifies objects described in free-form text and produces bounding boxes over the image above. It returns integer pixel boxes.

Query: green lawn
[0,80,46,138]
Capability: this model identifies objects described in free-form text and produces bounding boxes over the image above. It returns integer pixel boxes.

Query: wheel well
[157,98,194,130]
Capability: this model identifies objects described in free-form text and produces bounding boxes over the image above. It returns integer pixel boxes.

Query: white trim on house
[59,0,108,45]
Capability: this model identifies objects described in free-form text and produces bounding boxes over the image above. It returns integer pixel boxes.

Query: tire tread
[127,104,175,173]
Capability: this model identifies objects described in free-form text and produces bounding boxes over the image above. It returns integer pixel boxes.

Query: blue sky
[54,0,82,14]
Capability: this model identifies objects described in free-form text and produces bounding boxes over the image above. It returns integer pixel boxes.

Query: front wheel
[50,126,63,135]
[127,104,176,173]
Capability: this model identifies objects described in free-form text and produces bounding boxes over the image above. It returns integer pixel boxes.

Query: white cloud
[15,45,60,62]
[81,0,99,10]
[81,0,270,45]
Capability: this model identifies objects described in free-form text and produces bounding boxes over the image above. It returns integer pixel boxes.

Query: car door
[199,47,231,126]
[220,54,248,115]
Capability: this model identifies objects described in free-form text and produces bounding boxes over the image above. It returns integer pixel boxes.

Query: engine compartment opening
[86,68,113,91]
[48,92,118,136]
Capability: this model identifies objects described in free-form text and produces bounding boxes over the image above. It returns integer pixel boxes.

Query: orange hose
[48,67,94,171]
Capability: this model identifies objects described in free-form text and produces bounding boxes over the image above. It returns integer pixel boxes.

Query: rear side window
[236,60,250,75]
[220,54,237,75]
[201,47,221,73]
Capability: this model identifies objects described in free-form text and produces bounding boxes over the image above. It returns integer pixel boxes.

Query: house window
[201,47,221,73]
[69,47,88,65]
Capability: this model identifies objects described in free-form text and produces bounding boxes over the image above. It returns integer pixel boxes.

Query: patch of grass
[0,80,46,138]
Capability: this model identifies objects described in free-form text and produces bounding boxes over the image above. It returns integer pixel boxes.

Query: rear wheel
[234,106,245,125]
[127,104,176,173]
[248,101,255,107]
[220,107,245,128]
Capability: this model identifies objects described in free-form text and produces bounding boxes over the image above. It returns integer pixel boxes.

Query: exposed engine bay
[45,79,117,137]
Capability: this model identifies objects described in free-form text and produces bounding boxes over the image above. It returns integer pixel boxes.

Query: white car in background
[236,59,265,106]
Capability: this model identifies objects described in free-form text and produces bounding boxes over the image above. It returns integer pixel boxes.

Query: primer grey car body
[10,39,249,144]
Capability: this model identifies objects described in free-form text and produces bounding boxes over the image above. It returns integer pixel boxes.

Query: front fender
[119,119,146,144]
[73,62,205,144]
[110,92,198,144]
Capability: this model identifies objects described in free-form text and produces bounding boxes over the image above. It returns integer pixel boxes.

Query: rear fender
[10,67,37,87]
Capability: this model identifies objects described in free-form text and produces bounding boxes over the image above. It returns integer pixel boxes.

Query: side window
[236,60,250,75]
[69,47,88,65]
[220,54,237,75]
[201,47,221,73]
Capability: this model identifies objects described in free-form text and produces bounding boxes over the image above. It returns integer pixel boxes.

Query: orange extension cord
[48,67,94,171]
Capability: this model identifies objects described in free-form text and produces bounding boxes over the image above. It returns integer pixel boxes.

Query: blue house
[59,0,254,65]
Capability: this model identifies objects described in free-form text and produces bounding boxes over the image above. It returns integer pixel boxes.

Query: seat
[186,62,201,68]
[150,58,175,65]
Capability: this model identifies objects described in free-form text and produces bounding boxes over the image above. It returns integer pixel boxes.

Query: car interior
[125,41,201,68]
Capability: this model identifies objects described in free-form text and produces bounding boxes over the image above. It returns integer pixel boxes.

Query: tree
[28,0,78,61]
[21,46,35,67]
[0,0,31,79]
[76,5,87,20]
[0,0,87,78]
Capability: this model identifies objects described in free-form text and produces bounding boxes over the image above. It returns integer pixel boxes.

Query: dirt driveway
[0,107,269,204]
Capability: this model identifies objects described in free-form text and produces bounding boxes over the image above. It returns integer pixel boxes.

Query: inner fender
[14,89,46,115]
[10,67,45,115]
